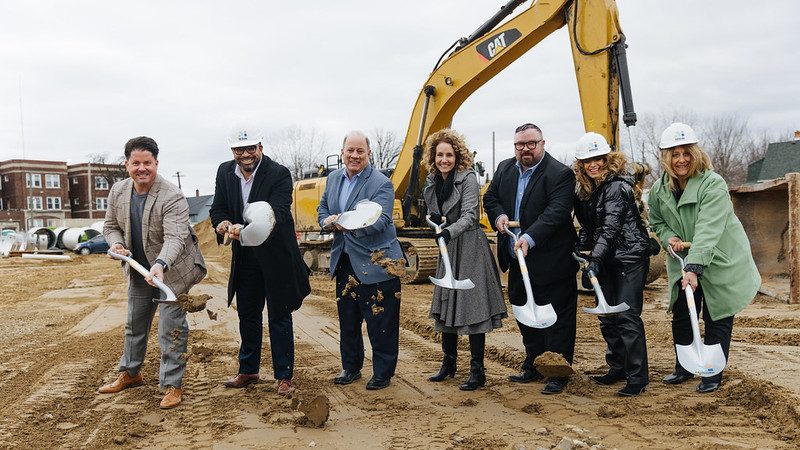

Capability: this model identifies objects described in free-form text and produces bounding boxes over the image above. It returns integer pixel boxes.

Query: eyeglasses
[514,140,542,151]
[232,146,259,155]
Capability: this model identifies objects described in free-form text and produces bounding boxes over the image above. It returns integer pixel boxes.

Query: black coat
[574,176,651,266]
[483,154,577,284]
[209,156,310,315]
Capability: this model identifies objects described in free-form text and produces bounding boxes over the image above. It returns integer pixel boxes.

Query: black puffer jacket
[575,176,651,266]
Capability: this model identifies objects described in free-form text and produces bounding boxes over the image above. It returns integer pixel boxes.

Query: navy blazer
[483,153,578,284]
[209,156,310,315]
[317,164,403,284]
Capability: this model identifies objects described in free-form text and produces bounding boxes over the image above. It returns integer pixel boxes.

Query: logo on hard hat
[238,131,249,142]
[588,141,599,151]
[674,130,686,141]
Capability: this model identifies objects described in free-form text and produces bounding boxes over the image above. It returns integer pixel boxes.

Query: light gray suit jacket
[104,175,207,295]
[317,164,403,284]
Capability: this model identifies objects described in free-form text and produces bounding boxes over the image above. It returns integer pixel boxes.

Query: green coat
[649,170,760,320]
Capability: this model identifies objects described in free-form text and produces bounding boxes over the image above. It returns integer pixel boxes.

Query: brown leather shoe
[160,386,183,409]
[277,379,295,395]
[223,373,260,388]
[98,371,143,394]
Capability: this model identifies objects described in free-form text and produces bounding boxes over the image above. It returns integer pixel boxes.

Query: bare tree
[87,153,127,188]
[267,125,329,181]
[369,128,401,169]
[700,114,752,185]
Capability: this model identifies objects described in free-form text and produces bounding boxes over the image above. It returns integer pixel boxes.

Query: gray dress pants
[117,273,188,388]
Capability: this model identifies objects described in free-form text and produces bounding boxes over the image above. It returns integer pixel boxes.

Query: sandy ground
[1,230,800,449]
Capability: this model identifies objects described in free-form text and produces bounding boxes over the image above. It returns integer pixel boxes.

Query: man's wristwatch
[155,259,168,272]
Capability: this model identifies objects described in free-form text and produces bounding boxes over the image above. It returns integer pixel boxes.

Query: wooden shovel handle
[507,221,521,228]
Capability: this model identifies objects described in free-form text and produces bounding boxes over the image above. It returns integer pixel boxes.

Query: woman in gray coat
[423,129,507,391]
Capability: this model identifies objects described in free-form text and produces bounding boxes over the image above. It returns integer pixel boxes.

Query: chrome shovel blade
[429,276,475,290]
[583,302,630,316]
[513,302,557,329]
[676,342,727,377]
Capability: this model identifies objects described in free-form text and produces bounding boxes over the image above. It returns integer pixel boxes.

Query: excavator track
[397,238,439,284]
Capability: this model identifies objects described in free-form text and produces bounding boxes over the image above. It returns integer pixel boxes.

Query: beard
[239,161,256,173]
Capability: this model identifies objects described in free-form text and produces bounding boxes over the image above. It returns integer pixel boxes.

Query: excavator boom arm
[393,0,629,225]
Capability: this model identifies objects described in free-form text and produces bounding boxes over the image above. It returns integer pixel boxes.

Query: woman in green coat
[648,122,760,393]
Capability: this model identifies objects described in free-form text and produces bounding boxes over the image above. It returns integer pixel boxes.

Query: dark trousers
[335,253,401,379]
[671,283,733,383]
[508,261,578,369]
[597,260,649,384]
[235,248,294,380]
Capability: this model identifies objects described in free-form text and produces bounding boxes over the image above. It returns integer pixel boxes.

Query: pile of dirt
[195,219,229,259]
[294,394,330,428]
[716,376,800,440]
[534,351,575,377]
[177,293,212,313]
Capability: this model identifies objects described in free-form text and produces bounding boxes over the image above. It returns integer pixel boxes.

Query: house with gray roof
[746,135,800,183]
[187,192,214,225]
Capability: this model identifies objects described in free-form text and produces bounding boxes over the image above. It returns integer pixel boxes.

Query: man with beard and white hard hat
[210,124,310,395]
[100,136,207,409]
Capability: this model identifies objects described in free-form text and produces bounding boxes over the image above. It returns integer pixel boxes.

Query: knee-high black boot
[429,332,457,382]
[459,333,486,391]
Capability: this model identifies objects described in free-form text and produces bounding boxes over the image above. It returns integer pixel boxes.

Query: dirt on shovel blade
[534,351,575,378]
[176,293,212,313]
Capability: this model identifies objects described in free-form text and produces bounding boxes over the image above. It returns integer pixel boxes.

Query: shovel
[667,243,726,377]
[572,253,630,315]
[107,249,177,304]
[426,215,474,290]
[504,221,557,329]
[336,200,383,230]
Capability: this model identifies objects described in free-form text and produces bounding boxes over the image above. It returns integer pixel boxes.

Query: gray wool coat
[423,169,507,334]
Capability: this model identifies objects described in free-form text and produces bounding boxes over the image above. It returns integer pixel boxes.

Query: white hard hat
[227,124,263,148]
[575,132,611,160]
[659,122,699,149]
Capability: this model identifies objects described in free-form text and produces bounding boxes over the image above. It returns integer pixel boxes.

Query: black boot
[429,333,457,382]
[459,334,486,391]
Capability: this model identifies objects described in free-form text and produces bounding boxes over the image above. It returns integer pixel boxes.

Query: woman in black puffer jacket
[573,132,652,397]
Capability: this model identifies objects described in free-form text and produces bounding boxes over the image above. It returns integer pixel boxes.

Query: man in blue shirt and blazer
[317,130,403,390]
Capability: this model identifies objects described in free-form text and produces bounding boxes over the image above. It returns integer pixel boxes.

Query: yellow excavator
[292,0,640,282]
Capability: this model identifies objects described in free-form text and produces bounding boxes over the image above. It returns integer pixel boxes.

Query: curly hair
[423,129,474,174]
[573,151,628,200]
[659,143,713,191]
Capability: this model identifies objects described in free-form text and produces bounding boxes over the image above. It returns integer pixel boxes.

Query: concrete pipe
[62,227,101,250]
[28,227,56,250]
[90,221,104,233]
[52,227,68,249]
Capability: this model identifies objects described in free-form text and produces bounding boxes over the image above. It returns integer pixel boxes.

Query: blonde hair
[423,129,473,174]
[659,143,713,191]
[573,152,629,201]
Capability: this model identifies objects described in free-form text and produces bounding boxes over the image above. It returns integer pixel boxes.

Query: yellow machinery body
[293,0,634,282]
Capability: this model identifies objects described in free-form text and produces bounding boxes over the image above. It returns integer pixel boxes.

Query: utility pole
[19,74,32,231]
[173,172,184,190]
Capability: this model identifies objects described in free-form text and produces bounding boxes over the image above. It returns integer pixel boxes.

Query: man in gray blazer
[317,130,403,390]
[100,136,207,409]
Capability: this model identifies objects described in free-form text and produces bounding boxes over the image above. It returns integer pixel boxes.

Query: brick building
[0,159,124,230]
[67,163,126,219]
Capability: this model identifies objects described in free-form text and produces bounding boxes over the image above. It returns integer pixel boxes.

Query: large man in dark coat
[483,123,578,395]
[210,124,310,395]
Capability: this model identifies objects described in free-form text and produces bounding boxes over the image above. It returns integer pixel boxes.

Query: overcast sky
[1,0,798,196]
